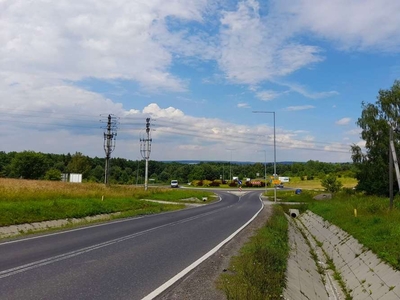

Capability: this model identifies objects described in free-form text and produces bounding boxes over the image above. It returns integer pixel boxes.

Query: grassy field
[282,176,358,190]
[187,176,358,191]
[0,178,215,227]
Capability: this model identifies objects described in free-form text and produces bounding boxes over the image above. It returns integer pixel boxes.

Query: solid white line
[142,196,264,300]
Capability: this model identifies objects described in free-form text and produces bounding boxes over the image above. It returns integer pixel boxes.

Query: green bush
[44,169,62,181]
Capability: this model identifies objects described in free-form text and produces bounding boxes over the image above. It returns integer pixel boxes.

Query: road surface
[0,190,263,300]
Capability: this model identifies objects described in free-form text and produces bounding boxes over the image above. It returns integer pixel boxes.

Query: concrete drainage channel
[283,211,400,300]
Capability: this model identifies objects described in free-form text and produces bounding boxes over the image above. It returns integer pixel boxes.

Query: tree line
[0,150,355,185]
[2,81,399,197]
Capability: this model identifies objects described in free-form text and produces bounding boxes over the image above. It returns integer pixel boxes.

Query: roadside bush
[209,181,220,187]
[245,181,253,187]
[229,181,238,187]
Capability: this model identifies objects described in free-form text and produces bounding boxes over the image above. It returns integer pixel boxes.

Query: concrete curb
[284,211,400,300]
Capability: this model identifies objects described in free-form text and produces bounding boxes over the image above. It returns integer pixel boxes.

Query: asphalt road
[0,190,263,300]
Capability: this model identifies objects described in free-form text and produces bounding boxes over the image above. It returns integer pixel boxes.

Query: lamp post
[257,149,267,195]
[226,148,235,182]
[253,111,277,202]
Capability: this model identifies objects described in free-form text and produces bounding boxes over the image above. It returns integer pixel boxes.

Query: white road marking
[0,203,227,279]
[142,196,264,300]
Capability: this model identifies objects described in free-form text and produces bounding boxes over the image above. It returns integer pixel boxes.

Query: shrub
[209,181,220,187]
[44,169,62,181]
[229,181,238,187]
[245,181,253,187]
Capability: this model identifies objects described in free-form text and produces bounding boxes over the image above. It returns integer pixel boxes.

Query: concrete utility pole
[140,118,152,191]
[103,114,118,186]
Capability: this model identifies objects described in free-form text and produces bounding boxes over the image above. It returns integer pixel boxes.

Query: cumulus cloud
[336,117,351,125]
[218,0,322,85]
[273,0,400,52]
[0,0,211,91]
[143,103,185,118]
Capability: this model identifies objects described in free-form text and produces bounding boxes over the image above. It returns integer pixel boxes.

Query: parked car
[170,180,179,188]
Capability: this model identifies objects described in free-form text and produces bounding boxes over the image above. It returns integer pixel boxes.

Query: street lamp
[253,111,277,202]
[257,149,267,195]
[226,148,235,182]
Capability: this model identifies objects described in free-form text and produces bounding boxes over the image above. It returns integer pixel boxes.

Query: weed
[217,205,289,299]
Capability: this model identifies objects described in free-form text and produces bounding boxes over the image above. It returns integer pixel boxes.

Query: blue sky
[1,0,400,163]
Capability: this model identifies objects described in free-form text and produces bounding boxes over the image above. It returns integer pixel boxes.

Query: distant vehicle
[279,177,290,183]
[170,180,179,188]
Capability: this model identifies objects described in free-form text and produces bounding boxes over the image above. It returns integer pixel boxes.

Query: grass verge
[217,205,289,299]
[0,178,214,226]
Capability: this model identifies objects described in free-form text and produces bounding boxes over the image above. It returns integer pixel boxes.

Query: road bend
[0,190,263,300]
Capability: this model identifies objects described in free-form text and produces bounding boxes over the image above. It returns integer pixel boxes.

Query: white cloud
[0,0,211,92]
[256,90,280,101]
[237,102,250,108]
[285,105,315,111]
[218,0,322,85]
[346,128,361,135]
[143,103,185,118]
[336,118,351,126]
[277,82,338,99]
[273,0,400,52]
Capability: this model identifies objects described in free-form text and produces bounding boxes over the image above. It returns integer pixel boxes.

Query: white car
[170,180,179,188]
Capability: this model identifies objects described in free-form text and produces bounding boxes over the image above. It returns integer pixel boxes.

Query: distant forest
[0,150,356,184]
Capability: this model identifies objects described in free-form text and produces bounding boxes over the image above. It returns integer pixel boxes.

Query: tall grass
[0,178,214,226]
[217,205,289,299]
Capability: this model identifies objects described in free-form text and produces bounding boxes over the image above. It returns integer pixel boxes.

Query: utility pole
[102,114,118,186]
[389,124,400,209]
[140,118,152,191]
[253,111,277,202]
[226,148,235,182]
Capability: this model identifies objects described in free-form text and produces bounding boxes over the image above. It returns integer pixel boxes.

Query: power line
[0,111,354,155]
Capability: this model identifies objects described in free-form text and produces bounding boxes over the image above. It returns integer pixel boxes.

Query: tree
[351,80,400,196]
[321,174,343,194]
[9,151,49,179]
[66,152,91,178]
